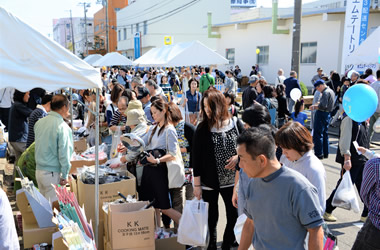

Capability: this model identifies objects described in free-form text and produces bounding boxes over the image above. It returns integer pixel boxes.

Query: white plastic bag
[234,214,254,250]
[110,127,122,159]
[332,171,360,213]
[177,199,209,247]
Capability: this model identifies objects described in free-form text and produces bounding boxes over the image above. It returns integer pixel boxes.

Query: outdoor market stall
[0,6,103,247]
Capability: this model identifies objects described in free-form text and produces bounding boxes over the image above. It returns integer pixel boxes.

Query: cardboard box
[70,158,107,174]
[16,188,55,228]
[107,202,155,250]
[155,236,185,250]
[77,170,136,223]
[22,219,56,248]
[74,138,87,154]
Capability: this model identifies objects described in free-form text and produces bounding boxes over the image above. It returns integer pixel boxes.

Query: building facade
[213,7,380,86]
[116,0,231,59]
[53,17,94,58]
[93,0,128,54]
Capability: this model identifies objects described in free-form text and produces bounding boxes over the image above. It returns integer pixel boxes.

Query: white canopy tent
[92,52,135,67]
[344,27,380,73]
[134,40,229,67]
[0,7,102,246]
[84,54,103,66]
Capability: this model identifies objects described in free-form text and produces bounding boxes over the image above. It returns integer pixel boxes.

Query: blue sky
[0,0,316,37]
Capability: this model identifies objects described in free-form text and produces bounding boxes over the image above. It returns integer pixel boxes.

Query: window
[226,48,235,65]
[256,46,269,64]
[136,23,139,32]
[130,24,133,34]
[101,23,104,30]
[118,30,121,41]
[67,35,71,41]
[114,8,120,12]
[66,23,70,29]
[95,25,99,32]
[143,21,147,35]
[88,23,92,26]
[123,28,127,40]
[301,42,317,64]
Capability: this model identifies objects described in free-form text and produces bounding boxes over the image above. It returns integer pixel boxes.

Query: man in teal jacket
[199,67,215,93]
[34,94,73,202]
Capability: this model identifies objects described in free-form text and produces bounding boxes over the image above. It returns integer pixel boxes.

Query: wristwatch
[156,158,160,165]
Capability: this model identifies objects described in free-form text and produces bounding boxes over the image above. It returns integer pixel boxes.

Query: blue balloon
[342,84,378,122]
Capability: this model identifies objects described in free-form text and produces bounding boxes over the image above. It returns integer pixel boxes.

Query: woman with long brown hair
[140,98,181,225]
[192,88,242,250]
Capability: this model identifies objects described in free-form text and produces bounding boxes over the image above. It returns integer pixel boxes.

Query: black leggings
[202,186,238,250]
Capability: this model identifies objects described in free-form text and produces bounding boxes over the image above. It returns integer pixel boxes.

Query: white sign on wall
[341,0,370,73]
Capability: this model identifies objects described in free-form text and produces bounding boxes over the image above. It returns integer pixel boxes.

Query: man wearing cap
[137,86,154,123]
[311,67,324,84]
[242,75,259,109]
[71,93,84,122]
[26,94,52,148]
[310,80,335,159]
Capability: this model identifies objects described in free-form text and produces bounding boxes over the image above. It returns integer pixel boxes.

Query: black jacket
[184,122,195,168]
[192,118,244,190]
[8,101,33,142]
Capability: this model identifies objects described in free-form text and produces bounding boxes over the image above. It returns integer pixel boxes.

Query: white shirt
[280,151,326,213]
[0,88,15,108]
[0,189,20,250]
[275,75,286,85]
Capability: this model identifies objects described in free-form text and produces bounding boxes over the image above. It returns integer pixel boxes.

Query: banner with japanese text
[341,0,370,73]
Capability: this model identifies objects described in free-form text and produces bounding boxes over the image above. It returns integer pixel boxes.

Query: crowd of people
[0,64,379,250]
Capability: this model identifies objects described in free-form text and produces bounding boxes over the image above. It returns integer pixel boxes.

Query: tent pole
[70,88,73,130]
[95,88,100,246]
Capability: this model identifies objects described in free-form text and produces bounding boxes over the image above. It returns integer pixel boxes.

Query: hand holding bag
[177,199,209,247]
[166,129,186,188]
[332,171,360,213]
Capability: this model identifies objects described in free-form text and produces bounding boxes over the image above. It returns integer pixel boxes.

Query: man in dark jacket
[242,75,259,109]
[284,71,301,113]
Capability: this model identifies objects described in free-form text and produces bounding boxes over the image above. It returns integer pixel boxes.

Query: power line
[116,0,200,28]
[116,0,173,22]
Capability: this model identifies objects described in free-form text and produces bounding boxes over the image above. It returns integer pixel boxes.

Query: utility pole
[79,2,91,56]
[291,0,302,76]
[105,0,109,52]
[69,10,76,55]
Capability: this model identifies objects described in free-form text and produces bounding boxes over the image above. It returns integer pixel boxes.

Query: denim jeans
[352,219,380,250]
[313,110,330,157]
[286,97,295,113]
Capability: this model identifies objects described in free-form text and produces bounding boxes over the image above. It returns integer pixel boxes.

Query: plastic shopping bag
[110,127,122,159]
[332,171,360,213]
[177,199,209,247]
[234,214,254,250]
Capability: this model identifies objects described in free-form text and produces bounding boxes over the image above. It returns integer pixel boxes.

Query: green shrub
[300,81,309,96]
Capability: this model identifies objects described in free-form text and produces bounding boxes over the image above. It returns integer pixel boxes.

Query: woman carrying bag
[192,88,242,250]
[140,98,182,226]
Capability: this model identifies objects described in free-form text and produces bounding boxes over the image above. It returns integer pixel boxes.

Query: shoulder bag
[166,128,186,188]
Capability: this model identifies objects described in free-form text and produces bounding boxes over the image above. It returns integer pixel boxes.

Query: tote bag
[166,129,186,189]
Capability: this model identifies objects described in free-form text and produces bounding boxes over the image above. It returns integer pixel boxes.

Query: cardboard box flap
[109,201,148,214]
[16,187,55,228]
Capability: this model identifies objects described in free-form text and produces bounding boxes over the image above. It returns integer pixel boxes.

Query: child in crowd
[291,99,307,126]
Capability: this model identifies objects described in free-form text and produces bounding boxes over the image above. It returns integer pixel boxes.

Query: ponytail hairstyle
[148,98,172,144]
[294,99,304,118]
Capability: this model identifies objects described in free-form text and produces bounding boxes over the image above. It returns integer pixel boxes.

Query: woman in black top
[193,88,243,250]
[276,84,290,128]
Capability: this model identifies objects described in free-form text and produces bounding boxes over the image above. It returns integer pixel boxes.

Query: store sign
[134,32,141,59]
[164,36,172,45]
[341,0,370,72]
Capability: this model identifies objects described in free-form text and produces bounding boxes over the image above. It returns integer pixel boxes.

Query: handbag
[166,128,186,189]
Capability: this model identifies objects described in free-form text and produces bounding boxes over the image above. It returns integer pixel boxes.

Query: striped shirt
[27,106,47,148]
[361,158,380,230]
[110,110,126,127]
